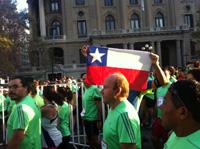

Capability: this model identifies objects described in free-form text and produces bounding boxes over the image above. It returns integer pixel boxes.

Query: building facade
[27,0,200,79]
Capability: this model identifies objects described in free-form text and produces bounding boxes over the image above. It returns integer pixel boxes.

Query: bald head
[108,73,129,98]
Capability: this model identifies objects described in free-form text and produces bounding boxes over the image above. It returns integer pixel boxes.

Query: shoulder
[114,101,139,120]
[187,130,200,148]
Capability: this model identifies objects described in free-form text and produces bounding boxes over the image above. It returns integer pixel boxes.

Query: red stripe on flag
[86,66,149,91]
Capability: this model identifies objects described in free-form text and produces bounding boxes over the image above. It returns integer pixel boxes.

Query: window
[54,48,64,64]
[77,20,87,37]
[130,13,140,30]
[130,0,138,5]
[104,0,113,6]
[105,15,115,32]
[155,12,165,28]
[184,14,193,28]
[50,21,61,38]
[50,0,60,12]
[76,0,85,5]
[154,0,162,4]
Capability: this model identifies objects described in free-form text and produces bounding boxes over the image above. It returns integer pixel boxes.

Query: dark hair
[53,92,64,106]
[193,60,200,68]
[57,87,66,97]
[43,86,55,103]
[10,76,33,93]
[187,68,200,81]
[65,86,73,102]
[80,73,86,79]
[170,80,200,122]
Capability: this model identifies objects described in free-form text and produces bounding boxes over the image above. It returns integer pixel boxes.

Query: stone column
[130,43,134,50]
[150,41,155,53]
[123,43,128,49]
[182,38,191,66]
[176,40,182,67]
[39,0,46,37]
[95,0,101,31]
[157,41,162,66]
[62,0,66,39]
[120,0,127,32]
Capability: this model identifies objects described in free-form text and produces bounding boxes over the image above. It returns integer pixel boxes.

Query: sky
[16,0,28,12]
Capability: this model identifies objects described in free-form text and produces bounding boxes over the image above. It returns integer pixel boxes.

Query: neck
[174,121,200,137]
[110,97,126,109]
[16,94,27,104]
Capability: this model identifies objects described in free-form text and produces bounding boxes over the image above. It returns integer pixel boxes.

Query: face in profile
[101,76,115,105]
[160,92,179,130]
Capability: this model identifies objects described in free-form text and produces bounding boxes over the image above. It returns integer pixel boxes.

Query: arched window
[50,21,61,38]
[130,13,140,30]
[105,15,115,32]
[50,0,60,12]
[155,12,165,28]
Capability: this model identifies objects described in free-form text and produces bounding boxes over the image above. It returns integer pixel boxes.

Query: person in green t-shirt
[7,76,41,149]
[152,67,174,149]
[53,92,72,149]
[101,73,141,149]
[81,73,102,149]
[160,80,200,149]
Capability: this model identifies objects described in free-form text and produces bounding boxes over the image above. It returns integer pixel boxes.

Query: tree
[0,0,28,74]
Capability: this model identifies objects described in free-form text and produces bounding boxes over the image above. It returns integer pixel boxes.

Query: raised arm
[150,53,169,89]
[81,45,89,57]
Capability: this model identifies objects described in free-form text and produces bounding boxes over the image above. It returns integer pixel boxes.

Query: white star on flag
[89,48,105,63]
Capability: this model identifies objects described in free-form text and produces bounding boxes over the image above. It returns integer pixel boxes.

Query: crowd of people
[0,47,199,149]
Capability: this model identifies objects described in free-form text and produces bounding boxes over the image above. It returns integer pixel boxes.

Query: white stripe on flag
[107,48,151,71]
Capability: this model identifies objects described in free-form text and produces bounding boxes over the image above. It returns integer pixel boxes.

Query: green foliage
[0,0,28,74]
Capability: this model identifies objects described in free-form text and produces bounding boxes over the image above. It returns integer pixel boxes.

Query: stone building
[27,0,200,79]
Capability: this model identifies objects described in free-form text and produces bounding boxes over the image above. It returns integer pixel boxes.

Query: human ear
[114,87,121,98]
[179,107,189,120]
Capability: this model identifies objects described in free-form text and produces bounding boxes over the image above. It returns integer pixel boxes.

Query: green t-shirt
[164,130,200,149]
[33,94,45,108]
[103,100,141,149]
[0,95,10,112]
[156,83,171,118]
[7,100,16,115]
[7,95,41,149]
[170,76,177,83]
[58,101,71,137]
[82,85,102,121]
[144,76,155,100]
[144,89,155,100]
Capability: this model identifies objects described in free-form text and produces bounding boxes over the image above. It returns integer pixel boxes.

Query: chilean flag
[85,46,151,91]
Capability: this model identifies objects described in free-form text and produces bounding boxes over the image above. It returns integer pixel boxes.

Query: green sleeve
[93,87,102,99]
[12,105,29,131]
[117,112,137,144]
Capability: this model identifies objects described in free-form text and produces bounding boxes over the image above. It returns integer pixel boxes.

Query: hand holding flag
[84,46,153,91]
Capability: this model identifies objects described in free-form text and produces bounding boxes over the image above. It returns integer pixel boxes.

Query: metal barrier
[0,87,8,146]
[0,83,107,148]
[68,84,106,148]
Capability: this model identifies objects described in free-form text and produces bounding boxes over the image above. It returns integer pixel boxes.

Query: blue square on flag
[87,46,108,66]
